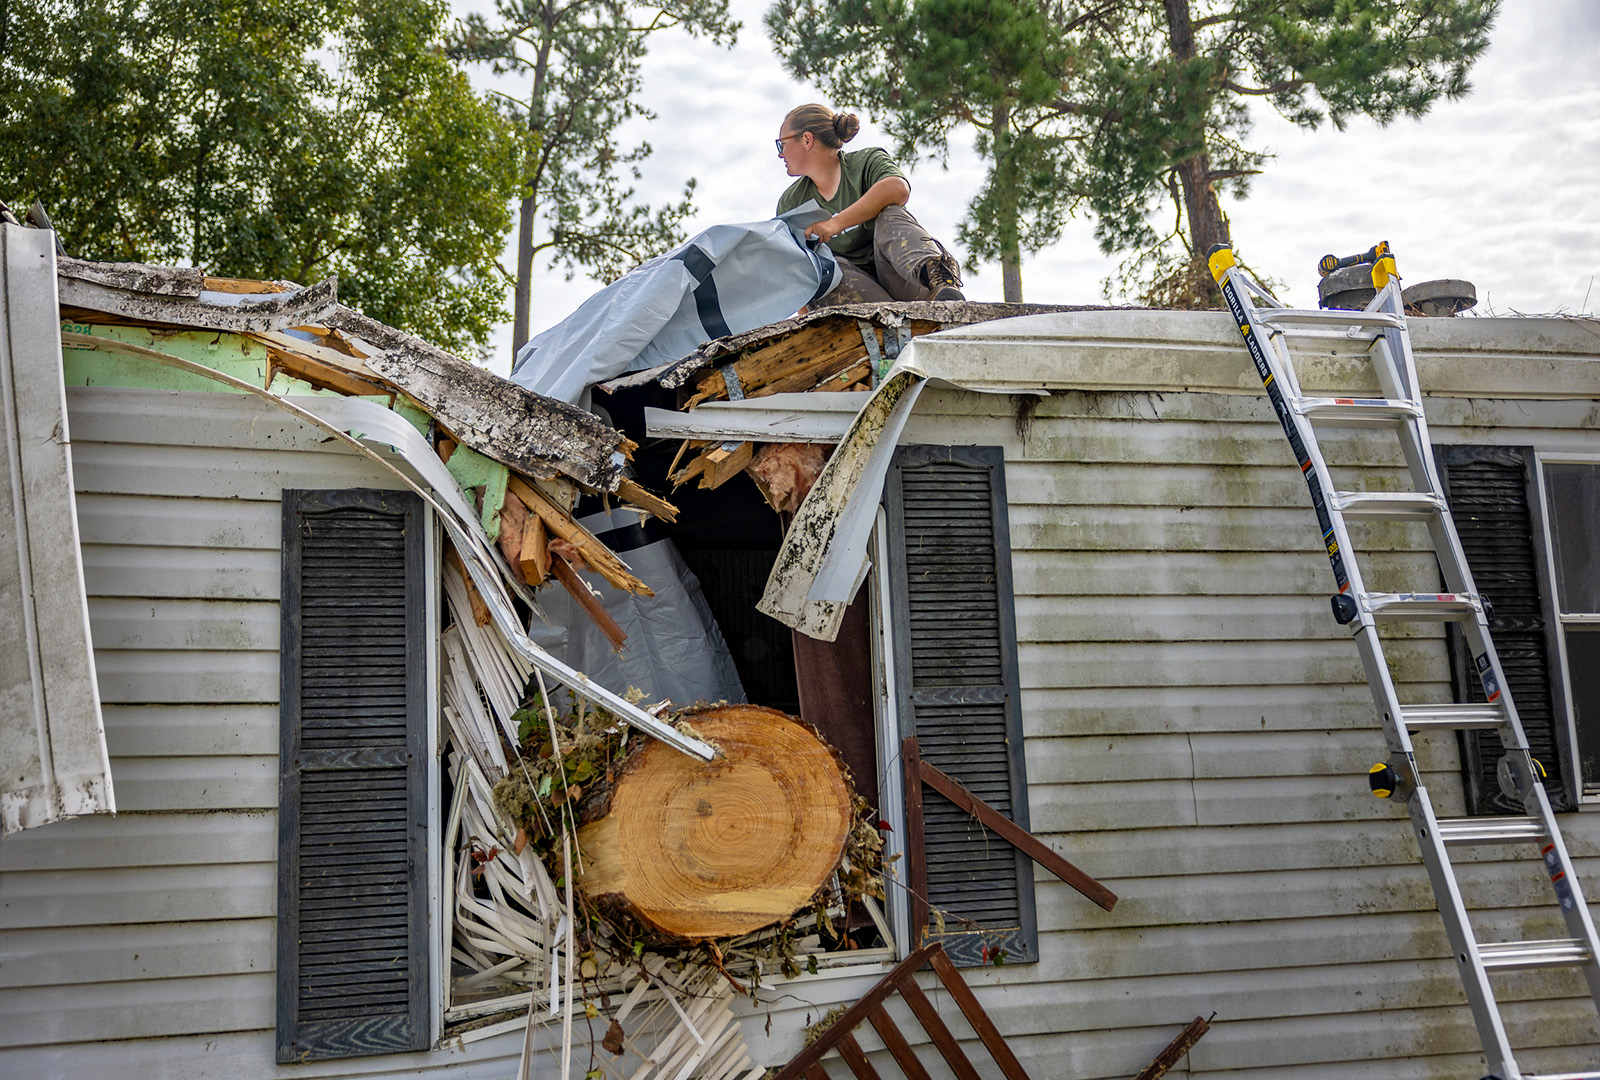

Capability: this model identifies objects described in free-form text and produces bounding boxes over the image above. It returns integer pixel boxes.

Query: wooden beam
[913,741,1118,912]
[896,979,982,1080]
[549,554,626,651]
[261,344,396,401]
[1133,1016,1210,1080]
[519,515,550,586]
[506,474,653,597]
[697,441,754,490]
[203,275,291,294]
[834,1032,884,1080]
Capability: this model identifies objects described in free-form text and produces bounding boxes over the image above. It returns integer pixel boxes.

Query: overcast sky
[462,0,1600,374]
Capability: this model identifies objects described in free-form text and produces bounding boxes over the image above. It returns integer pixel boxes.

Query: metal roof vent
[1318,267,1477,316]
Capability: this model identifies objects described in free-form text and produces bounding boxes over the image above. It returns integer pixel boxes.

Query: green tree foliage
[1080,0,1498,304]
[768,0,1497,305]
[447,1,737,354]
[0,0,520,354]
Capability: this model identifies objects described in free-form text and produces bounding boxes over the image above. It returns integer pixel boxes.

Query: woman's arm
[805,176,911,243]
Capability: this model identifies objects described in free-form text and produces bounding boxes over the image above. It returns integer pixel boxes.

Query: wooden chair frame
[772,943,1030,1080]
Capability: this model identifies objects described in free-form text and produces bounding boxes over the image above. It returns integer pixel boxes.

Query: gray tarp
[527,502,746,708]
[511,207,837,404]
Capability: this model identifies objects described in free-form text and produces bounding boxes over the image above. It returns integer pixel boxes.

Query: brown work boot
[921,259,965,301]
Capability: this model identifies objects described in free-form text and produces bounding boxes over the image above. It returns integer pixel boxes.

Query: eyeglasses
[775,133,803,152]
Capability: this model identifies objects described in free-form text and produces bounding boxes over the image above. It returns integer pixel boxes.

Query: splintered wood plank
[496,490,531,584]
[264,351,394,400]
[203,276,291,294]
[506,474,652,597]
[685,328,871,407]
[550,553,626,650]
[617,478,678,523]
[693,442,753,490]
[896,980,982,1080]
[519,515,550,586]
[657,301,1082,391]
[250,330,395,400]
[926,948,1030,1080]
[835,1032,884,1080]
[866,1007,935,1080]
[1133,1016,1210,1080]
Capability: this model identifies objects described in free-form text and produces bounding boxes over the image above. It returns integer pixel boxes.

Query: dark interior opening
[600,382,799,714]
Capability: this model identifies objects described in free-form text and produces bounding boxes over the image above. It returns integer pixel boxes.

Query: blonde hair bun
[832,112,861,143]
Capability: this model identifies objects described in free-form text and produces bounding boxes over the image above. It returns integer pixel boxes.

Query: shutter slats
[1438,447,1573,813]
[278,489,428,1062]
[888,448,1037,967]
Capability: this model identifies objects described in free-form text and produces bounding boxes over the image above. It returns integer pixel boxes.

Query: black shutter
[1436,446,1574,813]
[885,445,1037,966]
[278,489,430,1061]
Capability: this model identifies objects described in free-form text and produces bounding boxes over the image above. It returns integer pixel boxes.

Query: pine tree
[447,0,738,354]
[768,0,1498,305]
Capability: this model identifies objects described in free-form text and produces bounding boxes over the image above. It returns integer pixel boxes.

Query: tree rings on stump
[575,704,853,943]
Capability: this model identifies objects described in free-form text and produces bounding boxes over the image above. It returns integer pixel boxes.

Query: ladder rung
[1296,397,1422,425]
[1400,703,1505,730]
[1477,938,1592,971]
[1331,491,1446,520]
[1257,308,1406,331]
[1433,815,1546,846]
[1364,592,1480,621]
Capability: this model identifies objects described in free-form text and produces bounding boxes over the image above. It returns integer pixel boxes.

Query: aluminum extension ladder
[1208,241,1600,1080]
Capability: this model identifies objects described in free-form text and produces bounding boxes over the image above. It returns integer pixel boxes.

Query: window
[1437,446,1593,813]
[882,445,1037,966]
[277,488,432,1062]
[1541,460,1600,794]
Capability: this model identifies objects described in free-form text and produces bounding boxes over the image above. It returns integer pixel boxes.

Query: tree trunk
[1175,151,1230,258]
[992,101,1024,303]
[575,704,854,943]
[1163,0,1228,301]
[512,21,555,359]
[512,192,535,357]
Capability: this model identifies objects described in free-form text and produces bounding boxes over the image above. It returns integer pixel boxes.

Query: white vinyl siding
[0,387,518,1078]
[810,384,1600,1078]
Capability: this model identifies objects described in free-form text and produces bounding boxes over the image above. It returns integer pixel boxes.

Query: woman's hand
[805,216,845,243]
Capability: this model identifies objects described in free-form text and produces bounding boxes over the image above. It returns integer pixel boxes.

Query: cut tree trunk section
[576,704,853,943]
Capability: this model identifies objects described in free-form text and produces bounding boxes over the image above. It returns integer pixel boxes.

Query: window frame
[1534,451,1600,803]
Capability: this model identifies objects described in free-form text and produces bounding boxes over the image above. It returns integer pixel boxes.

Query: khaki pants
[817,204,962,306]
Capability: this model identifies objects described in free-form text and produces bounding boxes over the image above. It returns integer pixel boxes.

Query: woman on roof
[776,103,965,305]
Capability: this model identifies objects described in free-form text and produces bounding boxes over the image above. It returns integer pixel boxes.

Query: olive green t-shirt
[776,147,906,270]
